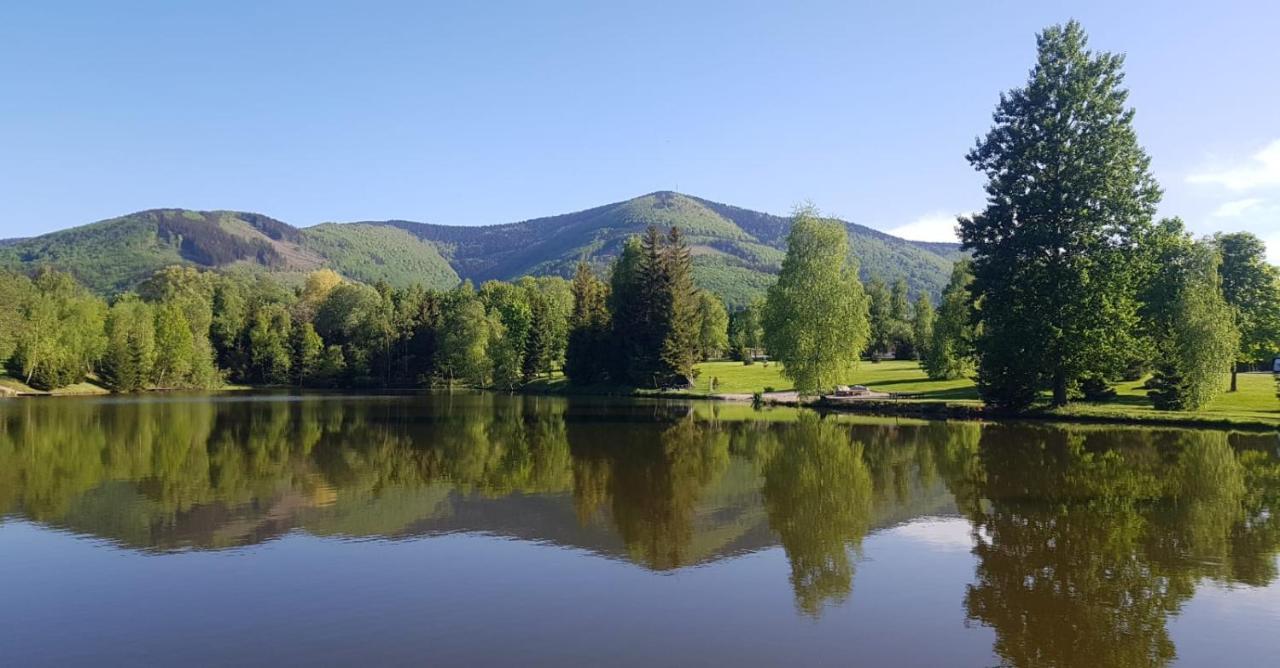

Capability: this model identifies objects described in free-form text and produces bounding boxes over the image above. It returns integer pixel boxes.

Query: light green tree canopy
[763,205,870,395]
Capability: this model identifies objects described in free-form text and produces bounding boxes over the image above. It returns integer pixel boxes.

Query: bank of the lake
[524,360,1280,430]
[7,360,1279,430]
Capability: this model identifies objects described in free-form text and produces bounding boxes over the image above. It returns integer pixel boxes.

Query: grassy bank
[688,360,1280,428]
[0,375,111,396]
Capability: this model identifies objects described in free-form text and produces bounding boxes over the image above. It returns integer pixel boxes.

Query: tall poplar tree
[762,205,870,395]
[959,21,1161,409]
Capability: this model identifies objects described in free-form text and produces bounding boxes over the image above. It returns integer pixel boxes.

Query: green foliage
[11,269,107,389]
[659,227,700,382]
[605,226,703,387]
[299,223,459,290]
[435,287,492,386]
[924,260,976,380]
[0,271,34,367]
[1213,232,1280,388]
[291,322,325,385]
[247,303,294,385]
[384,191,957,309]
[762,206,870,395]
[728,300,765,362]
[912,294,935,362]
[960,21,1160,410]
[565,262,612,384]
[1144,231,1238,410]
[696,291,730,360]
[1,194,956,312]
[101,295,156,391]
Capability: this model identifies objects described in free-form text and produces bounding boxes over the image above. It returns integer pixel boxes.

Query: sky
[2,1,1278,256]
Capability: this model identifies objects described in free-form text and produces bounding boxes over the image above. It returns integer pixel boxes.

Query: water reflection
[1,395,1278,665]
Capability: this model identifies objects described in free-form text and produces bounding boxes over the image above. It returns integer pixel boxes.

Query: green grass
[1052,371,1280,426]
[0,375,110,396]
[690,360,1280,427]
[692,359,979,401]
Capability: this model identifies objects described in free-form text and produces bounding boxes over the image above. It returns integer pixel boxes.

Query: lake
[1,393,1278,666]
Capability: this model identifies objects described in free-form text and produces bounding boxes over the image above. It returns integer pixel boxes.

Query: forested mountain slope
[0,192,958,307]
[375,192,960,307]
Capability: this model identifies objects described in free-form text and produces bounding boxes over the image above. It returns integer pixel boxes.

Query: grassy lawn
[692,359,979,401]
[692,360,1280,427]
[1056,371,1280,426]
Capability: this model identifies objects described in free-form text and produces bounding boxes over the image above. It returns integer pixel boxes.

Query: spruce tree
[959,21,1161,409]
[659,227,699,384]
[565,261,612,384]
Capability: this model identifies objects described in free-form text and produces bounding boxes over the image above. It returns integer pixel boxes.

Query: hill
[0,209,459,294]
[377,192,959,308]
[0,193,958,306]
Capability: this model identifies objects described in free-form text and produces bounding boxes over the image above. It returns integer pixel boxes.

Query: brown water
[1,393,1277,667]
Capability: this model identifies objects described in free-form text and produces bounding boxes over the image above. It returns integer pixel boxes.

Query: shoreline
[5,376,1279,432]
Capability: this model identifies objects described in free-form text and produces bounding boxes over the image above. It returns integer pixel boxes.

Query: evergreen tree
[762,205,870,395]
[523,289,553,380]
[565,262,612,384]
[865,277,893,359]
[959,21,1161,409]
[609,236,648,384]
[101,295,156,392]
[659,227,699,383]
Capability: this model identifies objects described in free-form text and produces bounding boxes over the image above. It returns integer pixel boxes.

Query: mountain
[372,192,960,307]
[0,192,959,306]
[0,209,459,294]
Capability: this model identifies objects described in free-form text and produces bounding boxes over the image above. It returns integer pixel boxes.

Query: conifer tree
[659,227,700,383]
[959,21,1160,409]
[565,261,612,384]
[102,295,156,392]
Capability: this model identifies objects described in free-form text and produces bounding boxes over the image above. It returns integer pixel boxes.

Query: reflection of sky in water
[887,516,975,552]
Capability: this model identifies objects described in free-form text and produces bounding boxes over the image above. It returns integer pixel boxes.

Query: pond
[1,393,1278,666]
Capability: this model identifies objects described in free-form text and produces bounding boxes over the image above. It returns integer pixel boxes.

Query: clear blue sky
[3,1,1278,255]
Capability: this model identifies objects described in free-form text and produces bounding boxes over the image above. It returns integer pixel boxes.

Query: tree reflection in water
[1,395,1278,664]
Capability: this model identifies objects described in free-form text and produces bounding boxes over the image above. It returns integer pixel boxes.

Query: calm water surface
[1,393,1278,666]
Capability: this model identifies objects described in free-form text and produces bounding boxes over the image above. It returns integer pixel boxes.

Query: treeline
[0,236,732,392]
[731,20,1280,414]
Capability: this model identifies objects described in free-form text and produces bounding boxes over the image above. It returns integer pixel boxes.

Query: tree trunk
[1052,371,1068,407]
[1230,362,1239,392]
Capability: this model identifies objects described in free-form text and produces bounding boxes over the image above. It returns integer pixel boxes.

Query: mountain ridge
[0,192,960,307]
